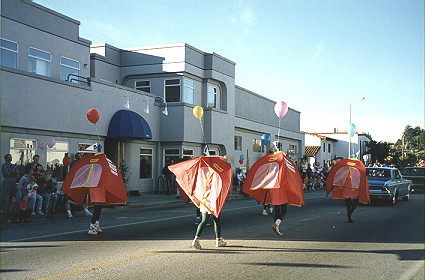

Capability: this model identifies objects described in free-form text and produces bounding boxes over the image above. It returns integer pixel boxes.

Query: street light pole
[348,97,365,158]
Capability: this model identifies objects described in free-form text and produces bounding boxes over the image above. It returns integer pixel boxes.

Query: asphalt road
[1,190,424,280]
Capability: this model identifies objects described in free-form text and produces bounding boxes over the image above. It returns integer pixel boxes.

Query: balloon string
[199,118,207,145]
[277,118,281,150]
[94,124,101,143]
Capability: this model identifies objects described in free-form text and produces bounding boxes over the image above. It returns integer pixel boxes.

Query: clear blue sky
[36,0,424,143]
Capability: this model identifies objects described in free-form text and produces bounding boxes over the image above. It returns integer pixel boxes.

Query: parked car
[366,167,412,204]
[400,167,425,192]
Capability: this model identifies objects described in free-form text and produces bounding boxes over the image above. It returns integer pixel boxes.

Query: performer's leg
[344,199,354,223]
[89,205,102,235]
[192,212,210,249]
[213,214,226,247]
[272,204,284,236]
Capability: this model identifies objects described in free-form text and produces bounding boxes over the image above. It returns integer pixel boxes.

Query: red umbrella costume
[169,156,232,218]
[242,151,304,207]
[61,153,128,207]
[326,158,370,204]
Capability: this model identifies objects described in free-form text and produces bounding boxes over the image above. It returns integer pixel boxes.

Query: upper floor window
[207,85,220,109]
[60,57,80,83]
[135,80,151,93]
[328,143,331,153]
[1,38,18,69]
[165,79,180,102]
[28,47,51,77]
[183,79,194,104]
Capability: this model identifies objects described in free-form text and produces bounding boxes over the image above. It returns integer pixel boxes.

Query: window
[208,85,220,109]
[323,143,326,153]
[288,144,297,156]
[235,136,242,151]
[9,138,37,172]
[60,57,80,82]
[182,149,194,160]
[47,141,69,181]
[253,139,263,153]
[209,150,217,156]
[164,148,180,166]
[165,79,180,102]
[183,79,194,104]
[78,143,99,156]
[135,80,150,93]
[28,47,52,77]
[140,148,152,179]
[1,38,17,69]
[328,144,331,153]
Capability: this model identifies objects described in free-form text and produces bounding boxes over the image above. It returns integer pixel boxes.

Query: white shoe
[94,222,102,233]
[192,238,202,250]
[262,209,268,216]
[88,225,98,235]
[269,208,274,214]
[37,211,44,216]
[84,208,93,216]
[272,224,283,236]
[216,238,227,247]
[67,210,73,218]
[31,211,36,216]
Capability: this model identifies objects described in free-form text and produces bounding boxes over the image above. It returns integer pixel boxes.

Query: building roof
[301,131,338,142]
[305,146,321,157]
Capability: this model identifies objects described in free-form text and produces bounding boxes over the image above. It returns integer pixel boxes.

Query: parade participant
[242,150,304,237]
[61,145,128,235]
[169,155,232,249]
[326,158,369,223]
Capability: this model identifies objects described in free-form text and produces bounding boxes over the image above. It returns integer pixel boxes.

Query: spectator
[16,164,33,203]
[27,176,44,216]
[31,155,45,184]
[6,196,19,224]
[1,154,19,212]
[18,194,32,222]
[162,159,175,196]
[38,171,58,214]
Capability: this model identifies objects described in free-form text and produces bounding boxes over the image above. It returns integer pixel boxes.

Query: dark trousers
[273,204,287,222]
[91,204,102,224]
[344,198,358,217]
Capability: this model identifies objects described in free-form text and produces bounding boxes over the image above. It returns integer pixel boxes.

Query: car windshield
[401,168,425,176]
[366,168,391,178]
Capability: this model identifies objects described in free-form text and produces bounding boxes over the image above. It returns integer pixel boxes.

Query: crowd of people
[1,153,91,224]
[300,161,330,191]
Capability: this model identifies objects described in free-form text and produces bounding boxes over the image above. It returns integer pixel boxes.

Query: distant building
[1,0,304,193]
[303,130,371,167]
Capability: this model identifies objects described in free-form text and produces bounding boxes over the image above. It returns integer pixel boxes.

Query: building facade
[1,0,305,193]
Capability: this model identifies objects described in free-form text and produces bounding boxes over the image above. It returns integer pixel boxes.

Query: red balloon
[63,156,72,167]
[87,109,99,124]
[239,159,243,164]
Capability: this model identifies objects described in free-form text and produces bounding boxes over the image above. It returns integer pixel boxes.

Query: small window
[140,148,153,179]
[323,143,326,153]
[234,136,242,151]
[9,138,37,172]
[60,57,80,83]
[47,141,69,181]
[28,47,51,77]
[135,80,151,93]
[164,148,180,167]
[328,144,331,153]
[1,38,18,69]
[165,79,180,102]
[182,149,194,160]
[207,85,220,109]
[253,138,263,153]
[183,79,194,104]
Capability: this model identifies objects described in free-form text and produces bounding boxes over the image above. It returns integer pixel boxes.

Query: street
[1,190,424,280]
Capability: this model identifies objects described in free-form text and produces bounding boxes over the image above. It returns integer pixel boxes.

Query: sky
[35,0,425,143]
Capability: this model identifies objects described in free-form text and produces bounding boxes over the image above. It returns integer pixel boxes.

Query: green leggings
[195,212,221,238]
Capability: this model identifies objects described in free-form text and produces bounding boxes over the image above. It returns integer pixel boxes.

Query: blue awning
[107,109,152,139]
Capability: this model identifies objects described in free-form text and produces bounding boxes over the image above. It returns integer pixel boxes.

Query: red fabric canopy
[61,153,128,207]
[326,158,370,204]
[242,152,304,207]
[169,156,232,217]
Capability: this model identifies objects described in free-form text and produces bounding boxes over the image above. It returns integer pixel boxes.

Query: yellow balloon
[193,106,204,119]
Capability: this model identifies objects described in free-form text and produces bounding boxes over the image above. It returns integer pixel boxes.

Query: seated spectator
[18,194,32,222]
[38,172,58,214]
[27,176,43,216]
[16,164,33,203]
[6,196,19,224]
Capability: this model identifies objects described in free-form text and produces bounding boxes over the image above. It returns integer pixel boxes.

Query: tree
[394,125,424,166]
[365,140,392,165]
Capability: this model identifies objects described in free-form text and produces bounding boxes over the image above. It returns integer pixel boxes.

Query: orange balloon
[87,109,99,124]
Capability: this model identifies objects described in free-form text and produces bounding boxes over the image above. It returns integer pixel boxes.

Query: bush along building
[1,0,304,194]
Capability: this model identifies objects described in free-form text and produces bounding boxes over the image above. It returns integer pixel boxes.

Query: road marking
[298,211,339,222]
[37,251,165,280]
[5,194,326,242]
